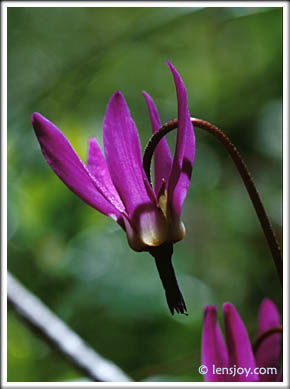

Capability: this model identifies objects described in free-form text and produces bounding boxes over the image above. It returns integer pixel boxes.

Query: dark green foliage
[8,6,282,382]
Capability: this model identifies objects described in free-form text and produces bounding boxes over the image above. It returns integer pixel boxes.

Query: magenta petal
[167,62,195,217]
[223,303,258,382]
[87,137,125,213]
[32,113,123,220]
[258,298,281,334]
[255,299,282,382]
[202,306,229,382]
[142,91,173,196]
[103,91,157,218]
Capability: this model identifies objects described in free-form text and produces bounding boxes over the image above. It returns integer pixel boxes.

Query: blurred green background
[7,6,282,382]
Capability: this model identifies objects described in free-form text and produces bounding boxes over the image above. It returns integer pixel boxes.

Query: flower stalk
[143,118,282,286]
[253,325,283,354]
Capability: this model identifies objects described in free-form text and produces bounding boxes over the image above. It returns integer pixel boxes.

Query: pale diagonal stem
[143,118,282,286]
[7,272,132,382]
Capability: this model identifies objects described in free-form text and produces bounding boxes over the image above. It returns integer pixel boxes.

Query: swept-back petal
[223,303,258,382]
[202,306,229,382]
[32,113,123,221]
[103,91,157,217]
[255,299,281,381]
[103,92,167,248]
[142,91,173,196]
[87,137,125,213]
[167,61,195,218]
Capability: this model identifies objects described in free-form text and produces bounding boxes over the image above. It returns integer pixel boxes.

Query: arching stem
[253,325,283,353]
[143,118,282,286]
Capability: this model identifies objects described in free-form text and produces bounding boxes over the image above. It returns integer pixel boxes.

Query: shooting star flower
[32,61,195,315]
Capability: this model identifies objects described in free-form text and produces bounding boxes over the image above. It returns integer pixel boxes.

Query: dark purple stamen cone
[149,243,187,315]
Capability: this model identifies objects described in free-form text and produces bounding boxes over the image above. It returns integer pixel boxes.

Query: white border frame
[1,1,289,388]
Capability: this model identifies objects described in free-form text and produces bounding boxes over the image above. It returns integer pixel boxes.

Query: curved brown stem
[253,325,283,353]
[143,118,282,286]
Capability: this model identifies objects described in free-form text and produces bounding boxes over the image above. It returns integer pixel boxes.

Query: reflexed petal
[142,91,173,196]
[87,137,125,213]
[202,306,229,382]
[103,91,157,218]
[103,92,168,247]
[32,113,123,220]
[167,61,195,218]
[255,299,281,382]
[223,303,258,382]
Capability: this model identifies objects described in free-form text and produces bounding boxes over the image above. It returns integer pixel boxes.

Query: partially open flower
[32,61,195,314]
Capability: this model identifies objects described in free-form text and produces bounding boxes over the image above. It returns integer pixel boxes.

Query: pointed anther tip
[181,308,188,316]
